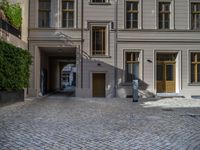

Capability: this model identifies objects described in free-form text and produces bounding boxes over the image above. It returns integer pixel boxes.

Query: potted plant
[0,41,32,104]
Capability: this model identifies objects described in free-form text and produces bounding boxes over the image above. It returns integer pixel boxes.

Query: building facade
[28,0,200,98]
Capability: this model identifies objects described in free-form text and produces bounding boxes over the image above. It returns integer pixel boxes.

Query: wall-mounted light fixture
[147,59,152,63]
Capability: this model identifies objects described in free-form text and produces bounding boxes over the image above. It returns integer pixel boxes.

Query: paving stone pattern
[0,95,200,150]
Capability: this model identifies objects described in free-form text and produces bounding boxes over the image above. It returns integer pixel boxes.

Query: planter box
[0,90,24,104]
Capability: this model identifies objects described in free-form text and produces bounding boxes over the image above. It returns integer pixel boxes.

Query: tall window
[39,0,51,27]
[126,1,138,29]
[191,53,200,83]
[92,26,106,56]
[158,2,170,29]
[62,0,74,28]
[125,52,139,82]
[191,3,200,30]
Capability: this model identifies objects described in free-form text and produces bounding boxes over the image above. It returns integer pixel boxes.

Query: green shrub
[0,41,32,91]
[0,0,22,29]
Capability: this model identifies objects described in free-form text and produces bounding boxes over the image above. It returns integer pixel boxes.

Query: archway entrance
[39,47,76,97]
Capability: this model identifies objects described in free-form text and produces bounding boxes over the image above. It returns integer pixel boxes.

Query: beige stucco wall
[28,0,200,98]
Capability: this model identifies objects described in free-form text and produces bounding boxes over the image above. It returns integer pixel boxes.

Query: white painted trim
[89,23,110,57]
[122,49,143,83]
[124,0,143,29]
[187,49,200,84]
[155,0,175,30]
[154,50,181,94]
[189,0,200,30]
[59,0,77,28]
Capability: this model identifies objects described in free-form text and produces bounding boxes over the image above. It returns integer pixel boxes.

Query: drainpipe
[114,0,118,97]
[81,0,84,88]
[27,0,31,95]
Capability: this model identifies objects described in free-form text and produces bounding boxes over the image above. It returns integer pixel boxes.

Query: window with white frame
[191,3,200,30]
[125,52,140,82]
[91,26,108,56]
[191,52,200,83]
[126,1,139,29]
[39,0,51,27]
[62,0,74,28]
[158,2,171,29]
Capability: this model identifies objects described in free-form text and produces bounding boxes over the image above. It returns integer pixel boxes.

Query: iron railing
[0,18,21,38]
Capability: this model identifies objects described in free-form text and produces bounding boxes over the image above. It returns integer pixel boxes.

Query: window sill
[91,55,111,58]
[188,83,200,86]
[89,2,111,5]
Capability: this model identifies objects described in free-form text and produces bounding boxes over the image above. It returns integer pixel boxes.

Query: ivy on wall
[0,41,32,91]
[0,0,22,29]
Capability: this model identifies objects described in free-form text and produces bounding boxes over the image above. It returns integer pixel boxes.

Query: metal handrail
[0,18,21,38]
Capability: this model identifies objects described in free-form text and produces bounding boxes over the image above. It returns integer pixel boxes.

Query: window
[125,52,139,82]
[39,0,51,27]
[191,3,200,30]
[92,26,107,56]
[126,1,139,29]
[158,2,170,29]
[62,0,74,28]
[191,53,200,83]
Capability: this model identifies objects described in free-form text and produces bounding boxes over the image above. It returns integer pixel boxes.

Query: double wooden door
[157,62,176,93]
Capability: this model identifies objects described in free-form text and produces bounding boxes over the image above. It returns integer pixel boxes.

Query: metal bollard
[132,80,139,102]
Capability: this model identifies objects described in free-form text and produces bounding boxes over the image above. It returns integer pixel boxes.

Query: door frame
[154,50,182,94]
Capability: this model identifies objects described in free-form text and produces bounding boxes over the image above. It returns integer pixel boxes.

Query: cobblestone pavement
[0,95,200,150]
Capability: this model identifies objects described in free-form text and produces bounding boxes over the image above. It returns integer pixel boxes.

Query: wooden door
[157,62,176,93]
[92,73,106,97]
[165,63,176,93]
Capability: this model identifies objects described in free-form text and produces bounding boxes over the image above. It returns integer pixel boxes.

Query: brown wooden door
[93,73,106,97]
[157,62,176,93]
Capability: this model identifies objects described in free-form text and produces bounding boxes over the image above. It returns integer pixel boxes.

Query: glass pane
[159,3,163,11]
[39,0,50,10]
[39,11,50,27]
[197,14,200,29]
[157,64,163,81]
[126,63,132,82]
[133,63,139,80]
[197,3,200,11]
[165,20,170,29]
[191,64,195,82]
[126,20,131,28]
[166,65,174,81]
[165,3,170,11]
[127,2,132,11]
[126,53,131,61]
[197,53,200,61]
[198,64,200,82]
[132,2,138,10]
[191,53,196,62]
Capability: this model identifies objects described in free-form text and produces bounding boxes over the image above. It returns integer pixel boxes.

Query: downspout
[27,0,31,95]
[81,0,84,88]
[114,0,118,97]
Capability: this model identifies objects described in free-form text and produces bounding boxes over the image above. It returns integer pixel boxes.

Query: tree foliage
[0,41,32,91]
[0,0,22,29]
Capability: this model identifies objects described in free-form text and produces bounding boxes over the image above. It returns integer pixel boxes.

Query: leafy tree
[0,41,32,91]
[0,0,22,29]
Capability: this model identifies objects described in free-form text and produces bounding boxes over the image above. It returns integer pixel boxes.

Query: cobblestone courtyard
[0,95,200,150]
